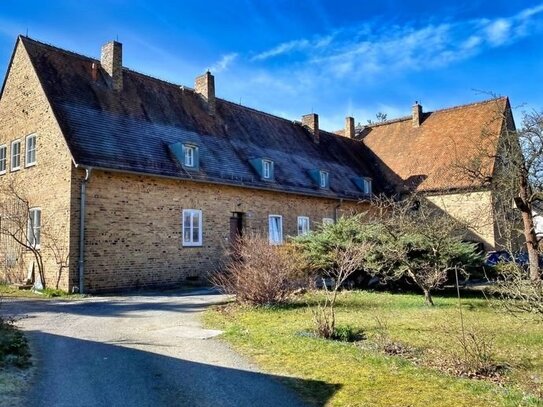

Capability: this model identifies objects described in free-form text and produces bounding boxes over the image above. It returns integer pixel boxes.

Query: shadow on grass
[25,331,340,407]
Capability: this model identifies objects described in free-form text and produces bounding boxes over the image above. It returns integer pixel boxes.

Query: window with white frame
[0,145,6,174]
[319,171,328,188]
[262,159,272,179]
[322,218,334,226]
[268,215,283,245]
[11,140,21,171]
[184,145,195,167]
[363,178,372,195]
[182,209,202,246]
[27,208,41,249]
[25,134,37,167]
[297,216,310,236]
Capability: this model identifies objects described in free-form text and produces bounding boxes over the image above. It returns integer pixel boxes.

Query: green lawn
[204,290,543,407]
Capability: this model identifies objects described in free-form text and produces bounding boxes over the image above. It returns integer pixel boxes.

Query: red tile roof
[360,97,511,193]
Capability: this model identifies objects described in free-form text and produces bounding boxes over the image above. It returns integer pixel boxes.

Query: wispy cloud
[209,52,238,73]
[250,4,543,78]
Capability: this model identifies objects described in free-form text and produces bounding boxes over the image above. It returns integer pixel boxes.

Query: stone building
[0,36,514,292]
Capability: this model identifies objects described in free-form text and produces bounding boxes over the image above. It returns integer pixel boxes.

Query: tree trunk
[517,170,541,283]
[423,289,434,306]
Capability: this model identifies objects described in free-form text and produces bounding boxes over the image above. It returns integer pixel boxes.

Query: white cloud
[209,53,238,73]
[249,3,543,79]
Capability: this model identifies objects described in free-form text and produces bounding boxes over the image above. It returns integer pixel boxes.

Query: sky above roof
[1,0,542,131]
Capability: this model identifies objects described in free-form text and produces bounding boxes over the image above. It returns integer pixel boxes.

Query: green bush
[332,324,366,342]
[0,321,31,368]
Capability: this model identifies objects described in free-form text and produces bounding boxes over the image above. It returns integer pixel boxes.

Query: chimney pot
[195,71,216,115]
[302,113,319,143]
[345,116,355,138]
[101,41,123,91]
[412,101,423,127]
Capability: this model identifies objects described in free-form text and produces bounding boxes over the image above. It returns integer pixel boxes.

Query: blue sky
[1,0,542,130]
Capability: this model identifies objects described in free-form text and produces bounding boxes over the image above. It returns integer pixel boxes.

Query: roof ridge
[20,35,99,63]
[364,96,507,129]
[22,36,326,132]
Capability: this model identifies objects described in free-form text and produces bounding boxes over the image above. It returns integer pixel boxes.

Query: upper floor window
[27,208,41,249]
[182,209,202,246]
[0,145,6,175]
[363,178,372,195]
[352,176,373,196]
[184,145,196,168]
[268,215,283,245]
[25,134,37,167]
[11,140,21,171]
[263,160,273,179]
[319,171,329,188]
[297,216,310,236]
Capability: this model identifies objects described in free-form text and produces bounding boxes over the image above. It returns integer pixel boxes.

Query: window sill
[10,167,20,172]
[182,243,203,247]
[25,162,36,168]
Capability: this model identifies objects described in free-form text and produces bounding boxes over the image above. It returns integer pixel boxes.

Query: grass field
[204,290,543,407]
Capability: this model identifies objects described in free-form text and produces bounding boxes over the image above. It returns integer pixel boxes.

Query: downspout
[78,167,92,294]
[334,199,343,223]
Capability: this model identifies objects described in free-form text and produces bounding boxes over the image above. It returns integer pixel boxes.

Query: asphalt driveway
[1,289,312,407]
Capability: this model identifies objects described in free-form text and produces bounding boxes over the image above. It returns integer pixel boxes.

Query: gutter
[78,167,92,294]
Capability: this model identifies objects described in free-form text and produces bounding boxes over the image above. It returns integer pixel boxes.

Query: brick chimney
[302,113,319,143]
[412,101,423,127]
[195,71,216,115]
[345,116,355,138]
[101,41,123,91]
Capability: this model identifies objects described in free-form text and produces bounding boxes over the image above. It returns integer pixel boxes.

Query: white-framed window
[0,145,6,175]
[182,209,202,246]
[319,171,328,188]
[27,208,41,249]
[363,178,372,195]
[11,140,21,171]
[297,216,310,236]
[268,215,283,245]
[184,145,195,167]
[25,134,37,167]
[322,218,334,226]
[263,159,272,179]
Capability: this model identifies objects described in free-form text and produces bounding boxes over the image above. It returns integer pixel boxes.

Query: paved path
[2,290,309,407]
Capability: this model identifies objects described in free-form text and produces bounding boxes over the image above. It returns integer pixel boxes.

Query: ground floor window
[322,218,334,226]
[268,215,283,245]
[182,209,202,246]
[27,208,41,249]
[297,216,310,236]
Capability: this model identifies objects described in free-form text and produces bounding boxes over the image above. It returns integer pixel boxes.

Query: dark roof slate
[20,36,378,199]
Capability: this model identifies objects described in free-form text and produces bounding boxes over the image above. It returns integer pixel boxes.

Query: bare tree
[456,101,542,282]
[0,181,45,288]
[312,241,370,338]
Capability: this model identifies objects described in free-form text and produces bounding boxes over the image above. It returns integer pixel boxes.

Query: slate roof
[359,97,511,193]
[17,36,379,200]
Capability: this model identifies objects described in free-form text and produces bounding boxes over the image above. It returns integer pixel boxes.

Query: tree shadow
[25,331,340,407]
[1,289,231,319]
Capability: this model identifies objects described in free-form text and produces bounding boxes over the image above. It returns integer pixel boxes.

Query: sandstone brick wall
[0,39,74,290]
[77,169,366,293]
[426,190,496,250]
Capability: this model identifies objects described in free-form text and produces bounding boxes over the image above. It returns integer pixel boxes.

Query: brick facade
[0,40,74,290]
[76,169,364,292]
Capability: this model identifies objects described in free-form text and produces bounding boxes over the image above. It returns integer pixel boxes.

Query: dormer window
[319,171,328,188]
[263,159,272,179]
[352,176,372,196]
[309,169,329,189]
[363,178,372,195]
[250,158,275,181]
[168,142,200,171]
[184,145,196,167]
